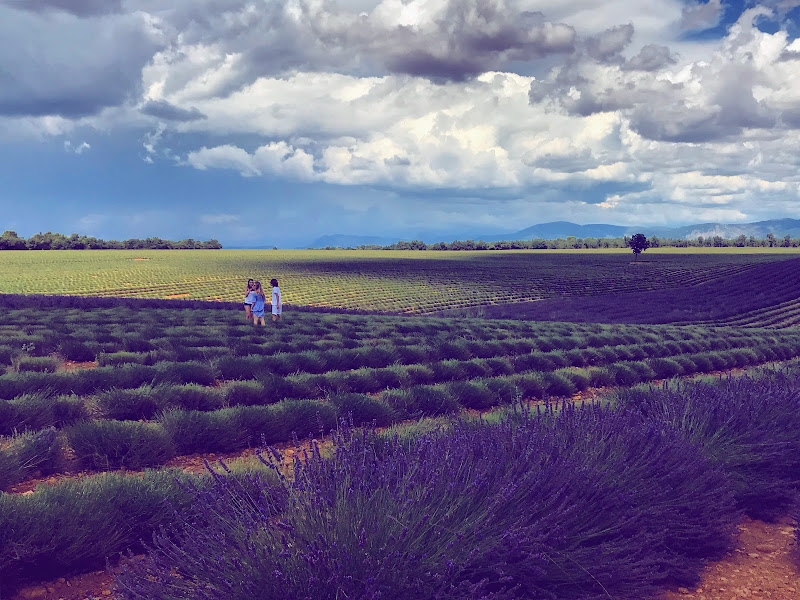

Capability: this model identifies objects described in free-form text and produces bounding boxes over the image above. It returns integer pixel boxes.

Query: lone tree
[627,233,650,260]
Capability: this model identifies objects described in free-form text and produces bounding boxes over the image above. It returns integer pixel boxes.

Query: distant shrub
[13,427,62,477]
[483,357,513,376]
[122,336,154,353]
[434,340,472,361]
[104,363,157,390]
[0,348,15,368]
[560,368,590,391]
[672,355,698,375]
[382,385,459,419]
[403,364,435,385]
[484,378,518,404]
[154,361,216,386]
[700,352,730,371]
[0,372,75,400]
[331,369,382,395]
[728,348,759,368]
[57,339,96,363]
[361,346,400,369]
[169,384,223,412]
[329,393,395,427]
[540,371,577,397]
[394,345,430,365]
[97,352,150,367]
[513,373,543,398]
[0,394,86,435]
[428,359,466,382]
[95,386,167,420]
[278,374,319,401]
[371,365,407,389]
[0,428,62,491]
[647,358,684,379]
[607,363,641,386]
[224,380,268,407]
[160,409,247,454]
[447,380,495,410]
[214,355,256,380]
[562,348,587,366]
[277,400,338,441]
[15,356,59,373]
[67,421,174,470]
[689,353,714,372]
[0,449,17,491]
[587,367,614,388]
[513,352,554,373]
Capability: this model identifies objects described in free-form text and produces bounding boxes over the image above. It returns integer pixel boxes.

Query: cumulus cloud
[623,44,677,71]
[584,23,633,64]
[140,100,206,122]
[679,0,724,32]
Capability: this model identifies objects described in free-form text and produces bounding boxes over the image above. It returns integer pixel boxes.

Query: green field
[1,248,799,313]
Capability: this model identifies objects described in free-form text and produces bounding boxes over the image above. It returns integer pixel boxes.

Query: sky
[2,0,800,247]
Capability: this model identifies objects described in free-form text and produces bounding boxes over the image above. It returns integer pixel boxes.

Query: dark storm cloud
[0,8,164,117]
[630,80,776,143]
[623,44,677,71]
[1,0,124,16]
[382,5,575,81]
[584,24,633,64]
[150,0,576,89]
[141,100,207,122]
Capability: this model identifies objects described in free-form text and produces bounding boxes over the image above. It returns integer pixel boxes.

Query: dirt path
[661,516,799,600]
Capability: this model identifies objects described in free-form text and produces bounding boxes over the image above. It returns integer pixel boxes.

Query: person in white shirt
[270,278,282,322]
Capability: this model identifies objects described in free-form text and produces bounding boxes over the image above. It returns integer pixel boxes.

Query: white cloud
[64,140,91,154]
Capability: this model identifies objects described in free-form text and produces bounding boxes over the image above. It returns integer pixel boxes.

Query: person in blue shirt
[245,280,267,326]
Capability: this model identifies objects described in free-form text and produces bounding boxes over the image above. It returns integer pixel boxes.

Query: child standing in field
[246,281,267,326]
[270,278,282,322]
[243,279,255,322]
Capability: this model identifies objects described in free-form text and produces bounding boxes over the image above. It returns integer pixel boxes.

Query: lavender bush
[117,405,737,600]
[617,368,800,520]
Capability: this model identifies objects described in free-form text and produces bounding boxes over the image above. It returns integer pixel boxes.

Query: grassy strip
[2,332,797,437]
[2,348,799,486]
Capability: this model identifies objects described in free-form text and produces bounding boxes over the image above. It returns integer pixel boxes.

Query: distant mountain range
[304,218,800,248]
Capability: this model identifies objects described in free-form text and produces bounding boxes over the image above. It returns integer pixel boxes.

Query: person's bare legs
[245,306,252,322]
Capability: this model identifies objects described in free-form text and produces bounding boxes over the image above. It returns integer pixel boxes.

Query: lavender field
[1,249,799,598]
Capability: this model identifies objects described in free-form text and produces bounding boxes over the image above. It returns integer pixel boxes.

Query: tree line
[321,232,800,251]
[0,231,222,251]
